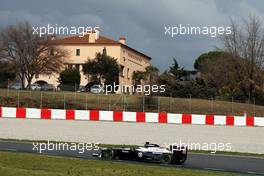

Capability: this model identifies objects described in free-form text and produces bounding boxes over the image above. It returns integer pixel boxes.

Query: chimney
[95,29,100,40]
[88,29,99,43]
[89,32,95,43]
[119,37,126,44]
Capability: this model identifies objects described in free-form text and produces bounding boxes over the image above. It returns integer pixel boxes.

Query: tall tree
[194,51,226,70]
[0,21,68,89]
[144,65,159,86]
[220,15,264,101]
[58,68,81,91]
[169,58,187,80]
[132,70,145,86]
[83,52,120,85]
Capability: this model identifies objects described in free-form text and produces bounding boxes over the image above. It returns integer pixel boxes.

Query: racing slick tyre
[161,154,172,164]
[179,156,187,165]
[102,149,115,160]
[179,148,188,165]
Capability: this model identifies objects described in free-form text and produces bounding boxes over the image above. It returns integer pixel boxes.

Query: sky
[0,0,264,71]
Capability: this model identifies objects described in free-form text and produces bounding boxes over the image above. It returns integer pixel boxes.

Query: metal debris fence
[0,89,260,116]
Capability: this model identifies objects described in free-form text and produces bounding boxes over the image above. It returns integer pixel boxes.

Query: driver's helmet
[144,142,160,148]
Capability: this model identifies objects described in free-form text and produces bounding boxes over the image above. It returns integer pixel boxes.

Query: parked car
[10,83,22,90]
[77,86,87,92]
[29,84,42,91]
[41,84,56,91]
[90,84,104,94]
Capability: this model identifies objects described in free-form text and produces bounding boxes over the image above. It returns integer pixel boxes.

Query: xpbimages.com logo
[32,141,100,154]
[94,82,166,95]
[32,24,100,37]
[165,141,232,154]
[164,24,232,38]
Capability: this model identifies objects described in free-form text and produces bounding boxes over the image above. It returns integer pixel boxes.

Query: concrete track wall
[0,118,263,154]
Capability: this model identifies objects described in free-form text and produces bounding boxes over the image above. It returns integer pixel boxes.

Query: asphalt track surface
[0,141,264,175]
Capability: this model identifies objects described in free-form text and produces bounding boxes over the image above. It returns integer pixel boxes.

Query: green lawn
[0,151,237,176]
[0,88,263,116]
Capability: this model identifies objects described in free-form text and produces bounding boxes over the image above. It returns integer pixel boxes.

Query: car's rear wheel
[180,156,187,165]
[161,154,172,164]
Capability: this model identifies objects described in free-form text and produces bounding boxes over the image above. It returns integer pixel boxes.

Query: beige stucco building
[33,31,151,89]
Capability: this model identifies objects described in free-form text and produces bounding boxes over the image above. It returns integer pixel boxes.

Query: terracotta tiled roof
[52,34,119,45]
[51,34,151,60]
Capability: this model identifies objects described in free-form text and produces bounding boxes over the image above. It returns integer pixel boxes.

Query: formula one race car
[94,142,188,165]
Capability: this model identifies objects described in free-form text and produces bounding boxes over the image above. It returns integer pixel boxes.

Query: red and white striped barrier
[0,107,264,127]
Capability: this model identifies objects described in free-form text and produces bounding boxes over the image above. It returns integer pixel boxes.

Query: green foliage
[132,65,159,95]
[169,58,189,81]
[132,71,145,85]
[196,51,251,98]
[194,51,227,70]
[158,58,215,98]
[144,65,159,85]
[193,50,264,102]
[58,68,80,91]
[154,52,264,104]
[158,71,215,98]
[83,52,120,85]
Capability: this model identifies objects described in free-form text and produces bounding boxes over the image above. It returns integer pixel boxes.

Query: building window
[76,49,80,56]
[120,65,124,77]
[127,68,130,79]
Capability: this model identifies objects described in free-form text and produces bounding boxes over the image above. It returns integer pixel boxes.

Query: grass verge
[0,151,238,176]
